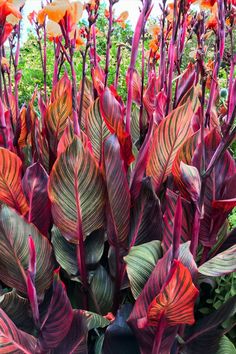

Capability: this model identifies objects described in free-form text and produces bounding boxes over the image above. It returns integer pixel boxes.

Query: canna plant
[0,0,236,353]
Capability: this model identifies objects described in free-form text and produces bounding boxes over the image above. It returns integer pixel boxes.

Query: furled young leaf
[52,310,88,354]
[162,189,193,254]
[0,308,36,353]
[89,265,114,315]
[51,226,104,276]
[50,72,72,102]
[0,291,34,333]
[33,117,49,172]
[37,272,74,352]
[124,240,162,299]
[78,77,94,130]
[22,162,51,236]
[146,100,194,192]
[216,336,236,354]
[192,128,236,247]
[128,243,197,354]
[0,148,28,215]
[100,87,134,165]
[0,206,54,295]
[172,130,200,198]
[198,244,236,276]
[183,296,236,354]
[129,177,162,246]
[48,137,105,243]
[46,92,72,154]
[104,134,130,249]
[17,106,28,148]
[180,162,201,204]
[57,118,74,156]
[175,63,196,106]
[86,98,110,165]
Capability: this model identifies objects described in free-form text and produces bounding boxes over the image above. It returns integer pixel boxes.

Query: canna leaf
[22,162,51,236]
[139,260,199,328]
[129,177,162,246]
[128,243,197,354]
[183,296,236,354]
[0,308,36,353]
[36,271,74,352]
[175,63,196,106]
[46,92,72,154]
[146,100,194,192]
[216,336,236,354]
[124,240,162,299]
[89,265,114,315]
[162,189,193,254]
[180,162,201,205]
[52,310,88,354]
[84,311,110,331]
[0,206,54,295]
[50,72,72,102]
[86,98,110,165]
[0,291,34,334]
[104,134,130,249]
[198,244,236,276]
[48,137,105,243]
[172,130,200,199]
[0,148,28,215]
[51,226,104,276]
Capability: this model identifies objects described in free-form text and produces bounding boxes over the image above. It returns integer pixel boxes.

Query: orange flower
[200,0,217,9]
[115,11,129,28]
[28,10,36,24]
[149,39,158,53]
[148,24,160,37]
[0,0,22,25]
[44,0,83,26]
[37,8,46,25]
[206,14,218,30]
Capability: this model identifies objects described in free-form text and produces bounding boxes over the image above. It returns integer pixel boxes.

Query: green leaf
[84,311,110,331]
[89,265,114,315]
[199,245,236,277]
[51,226,105,276]
[0,206,54,295]
[48,137,106,243]
[124,240,162,299]
[216,336,236,354]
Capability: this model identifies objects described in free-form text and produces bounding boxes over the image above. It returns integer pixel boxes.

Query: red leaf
[142,260,199,327]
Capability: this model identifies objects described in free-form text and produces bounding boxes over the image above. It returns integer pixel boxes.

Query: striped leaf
[0,291,34,334]
[57,119,74,156]
[36,272,74,352]
[124,241,162,299]
[129,177,162,246]
[175,63,196,106]
[0,206,54,295]
[50,72,72,102]
[183,296,236,354]
[51,226,104,276]
[192,128,236,247]
[0,148,28,215]
[33,117,49,172]
[48,137,105,243]
[198,244,236,276]
[143,260,199,327]
[128,242,197,354]
[217,336,236,354]
[0,309,36,353]
[162,189,193,254]
[52,310,88,354]
[78,77,94,131]
[22,162,50,236]
[89,265,114,315]
[17,106,28,148]
[84,311,110,331]
[104,135,130,249]
[86,98,110,165]
[180,162,201,204]
[172,130,200,199]
[146,100,194,192]
[46,92,72,154]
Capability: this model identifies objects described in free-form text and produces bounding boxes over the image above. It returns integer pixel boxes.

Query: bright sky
[22,0,161,39]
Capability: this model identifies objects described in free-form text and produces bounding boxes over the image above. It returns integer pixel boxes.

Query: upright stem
[104,0,113,86]
[78,45,89,124]
[43,22,47,102]
[114,45,122,90]
[152,315,166,354]
[69,49,80,136]
[190,208,201,258]
[139,30,145,135]
[126,0,152,134]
